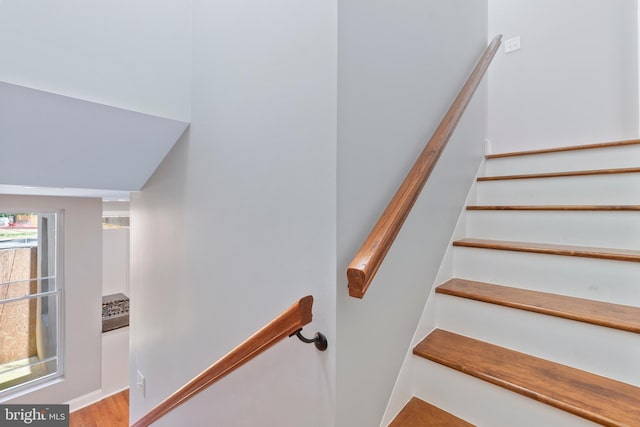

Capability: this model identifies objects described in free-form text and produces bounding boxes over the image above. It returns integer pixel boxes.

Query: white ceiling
[0,0,191,200]
[0,0,191,122]
[0,82,188,199]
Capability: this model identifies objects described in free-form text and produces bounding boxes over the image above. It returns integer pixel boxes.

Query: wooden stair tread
[477,167,640,181]
[414,329,640,426]
[466,205,640,211]
[452,238,640,262]
[389,397,475,427]
[485,139,640,159]
[437,279,640,333]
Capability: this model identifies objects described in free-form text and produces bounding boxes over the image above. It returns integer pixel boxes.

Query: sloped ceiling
[0,0,191,199]
[0,82,188,194]
[0,0,191,122]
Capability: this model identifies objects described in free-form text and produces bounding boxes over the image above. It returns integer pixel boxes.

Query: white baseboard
[67,386,129,412]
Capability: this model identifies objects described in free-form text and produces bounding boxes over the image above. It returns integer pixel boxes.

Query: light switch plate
[505,36,521,53]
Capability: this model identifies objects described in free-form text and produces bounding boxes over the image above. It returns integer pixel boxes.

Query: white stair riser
[485,145,640,176]
[410,359,600,427]
[436,296,640,386]
[476,173,640,205]
[384,147,640,426]
[453,247,640,306]
[466,211,640,250]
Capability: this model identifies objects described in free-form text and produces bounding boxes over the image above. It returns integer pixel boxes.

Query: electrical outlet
[504,36,521,53]
[136,370,145,397]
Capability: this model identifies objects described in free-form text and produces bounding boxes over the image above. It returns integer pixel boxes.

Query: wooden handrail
[132,296,315,427]
[347,35,502,299]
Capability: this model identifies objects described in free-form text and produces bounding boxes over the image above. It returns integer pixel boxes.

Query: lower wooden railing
[132,295,325,427]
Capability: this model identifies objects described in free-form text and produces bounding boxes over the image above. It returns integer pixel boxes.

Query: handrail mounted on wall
[347,35,503,299]
[132,295,326,427]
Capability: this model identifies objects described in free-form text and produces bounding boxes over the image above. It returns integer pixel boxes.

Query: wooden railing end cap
[298,295,314,326]
[348,286,365,299]
[346,266,368,299]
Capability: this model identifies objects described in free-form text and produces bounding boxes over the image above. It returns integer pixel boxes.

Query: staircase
[387,140,640,426]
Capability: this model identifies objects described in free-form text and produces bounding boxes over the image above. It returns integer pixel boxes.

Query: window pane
[0,278,56,301]
[0,214,38,242]
[0,242,39,285]
[0,212,59,396]
[0,213,56,285]
[0,294,60,391]
[0,357,58,393]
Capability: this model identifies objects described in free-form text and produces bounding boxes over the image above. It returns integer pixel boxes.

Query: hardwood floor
[70,389,129,427]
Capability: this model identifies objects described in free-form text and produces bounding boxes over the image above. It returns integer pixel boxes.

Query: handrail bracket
[290,328,328,351]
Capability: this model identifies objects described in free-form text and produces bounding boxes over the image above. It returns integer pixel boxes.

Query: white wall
[336,2,488,426]
[101,328,129,399]
[0,195,102,405]
[129,1,337,426]
[488,0,639,153]
[103,228,129,296]
[0,0,191,122]
[101,228,130,398]
[67,227,130,411]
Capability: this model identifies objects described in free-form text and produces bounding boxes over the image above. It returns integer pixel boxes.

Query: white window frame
[0,209,64,399]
